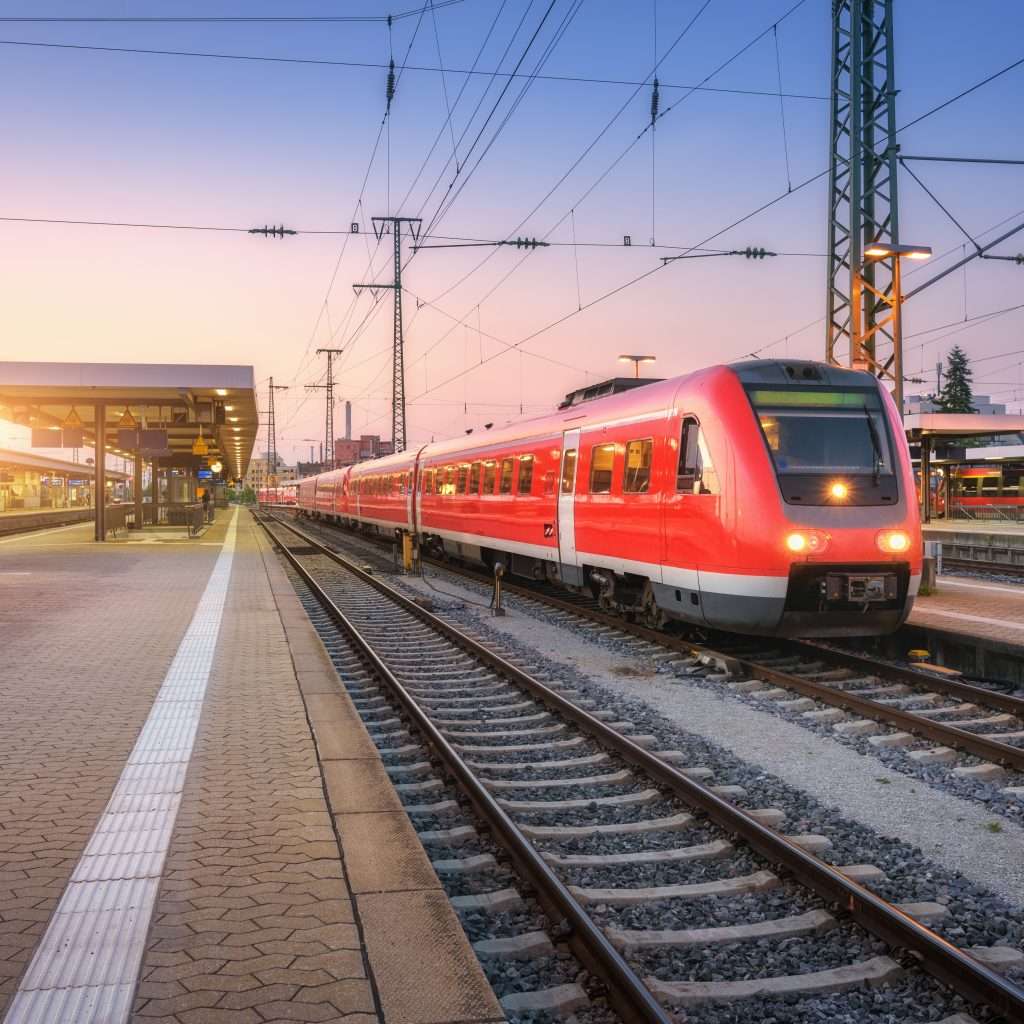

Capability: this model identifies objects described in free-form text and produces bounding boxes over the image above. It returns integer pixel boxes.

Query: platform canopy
[0,446,131,481]
[0,361,258,481]
[904,413,1024,439]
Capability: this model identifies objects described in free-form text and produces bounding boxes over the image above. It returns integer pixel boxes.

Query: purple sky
[2,0,1023,463]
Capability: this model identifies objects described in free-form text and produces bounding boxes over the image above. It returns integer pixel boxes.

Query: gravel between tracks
[384,564,1024,911]
[278,519,1023,1022]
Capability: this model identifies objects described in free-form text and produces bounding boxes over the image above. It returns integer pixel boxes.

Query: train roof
[331,358,866,479]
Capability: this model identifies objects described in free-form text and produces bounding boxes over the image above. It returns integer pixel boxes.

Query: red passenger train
[258,483,297,506]
[295,360,922,637]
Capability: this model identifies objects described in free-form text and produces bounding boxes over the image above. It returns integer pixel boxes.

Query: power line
[0,4,462,23]
[404,0,805,362]
[397,50,1024,407]
[0,38,829,102]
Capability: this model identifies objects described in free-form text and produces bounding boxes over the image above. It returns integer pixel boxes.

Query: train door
[557,429,580,566]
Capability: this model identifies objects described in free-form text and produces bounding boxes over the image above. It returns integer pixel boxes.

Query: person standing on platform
[201,487,211,523]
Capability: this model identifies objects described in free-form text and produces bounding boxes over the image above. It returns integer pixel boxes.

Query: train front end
[729,361,921,637]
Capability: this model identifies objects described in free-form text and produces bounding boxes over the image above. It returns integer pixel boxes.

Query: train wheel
[640,582,666,631]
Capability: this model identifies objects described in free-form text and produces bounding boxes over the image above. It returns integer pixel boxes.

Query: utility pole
[353,216,422,453]
[307,348,343,468]
[265,378,289,486]
[825,0,904,406]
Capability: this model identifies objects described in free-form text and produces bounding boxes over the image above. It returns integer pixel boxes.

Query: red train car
[295,360,921,637]
[258,483,297,506]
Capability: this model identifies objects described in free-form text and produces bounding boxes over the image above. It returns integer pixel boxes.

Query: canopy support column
[94,402,106,542]
[133,449,143,529]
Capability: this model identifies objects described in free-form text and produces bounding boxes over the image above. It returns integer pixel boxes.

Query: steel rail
[788,640,1024,716]
[265,512,1024,1020]
[940,557,1024,580]
[257,515,673,1024]
[403,552,1024,770]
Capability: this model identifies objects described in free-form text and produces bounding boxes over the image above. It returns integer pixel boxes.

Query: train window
[624,439,653,493]
[677,419,702,492]
[561,449,578,494]
[589,444,615,494]
[422,470,431,495]
[748,386,893,477]
[1005,467,1024,495]
[500,458,514,494]
[483,460,496,493]
[470,462,481,493]
[457,464,468,493]
[517,454,534,494]
[398,474,405,495]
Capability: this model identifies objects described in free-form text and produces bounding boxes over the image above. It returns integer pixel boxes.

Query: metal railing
[948,502,1024,523]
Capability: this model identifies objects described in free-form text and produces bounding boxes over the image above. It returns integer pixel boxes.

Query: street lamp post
[618,354,657,379]
[853,242,932,414]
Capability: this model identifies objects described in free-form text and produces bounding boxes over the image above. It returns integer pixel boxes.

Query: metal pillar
[920,435,932,524]
[391,224,406,453]
[826,0,903,407]
[94,402,106,541]
[133,450,143,529]
[310,348,343,468]
[266,378,288,484]
[152,458,160,525]
[354,216,422,453]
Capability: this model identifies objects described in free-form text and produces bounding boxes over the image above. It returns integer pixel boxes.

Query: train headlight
[829,481,849,501]
[786,530,829,554]
[876,529,911,554]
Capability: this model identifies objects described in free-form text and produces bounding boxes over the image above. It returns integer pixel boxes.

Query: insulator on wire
[650,77,660,126]
[386,58,396,110]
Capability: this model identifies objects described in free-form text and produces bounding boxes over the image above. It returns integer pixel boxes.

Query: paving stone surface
[911,576,1024,646]
[0,522,224,1017]
[131,517,378,1023]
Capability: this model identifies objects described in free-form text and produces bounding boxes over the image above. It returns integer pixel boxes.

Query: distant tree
[936,345,976,413]
[240,486,257,505]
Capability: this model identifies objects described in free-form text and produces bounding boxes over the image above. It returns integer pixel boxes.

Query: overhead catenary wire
[0,4,462,22]
[0,38,828,100]
[394,50,1024,411]
[773,23,793,192]
[401,0,798,360]
[420,0,574,239]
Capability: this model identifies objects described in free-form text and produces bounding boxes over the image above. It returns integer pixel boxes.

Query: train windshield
[747,387,894,476]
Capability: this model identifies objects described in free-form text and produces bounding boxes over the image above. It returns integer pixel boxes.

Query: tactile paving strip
[3,511,239,1024]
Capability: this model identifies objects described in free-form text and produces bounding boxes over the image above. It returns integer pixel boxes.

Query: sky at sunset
[1,0,1023,464]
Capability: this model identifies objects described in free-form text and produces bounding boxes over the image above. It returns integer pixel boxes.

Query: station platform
[899,574,1024,685]
[911,575,1024,645]
[0,506,94,537]
[923,519,1024,538]
[0,509,502,1024]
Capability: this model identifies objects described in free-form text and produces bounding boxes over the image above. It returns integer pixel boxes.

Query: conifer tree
[936,345,976,413]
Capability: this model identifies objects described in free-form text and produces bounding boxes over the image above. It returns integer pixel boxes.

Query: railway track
[258,511,1024,1023]
[941,556,1024,580]
[278,509,1024,783]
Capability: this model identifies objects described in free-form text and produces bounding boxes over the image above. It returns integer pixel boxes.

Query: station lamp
[618,354,657,379]
[851,241,932,412]
[863,242,932,260]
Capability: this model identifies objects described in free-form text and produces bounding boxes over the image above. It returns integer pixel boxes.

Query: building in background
[244,452,296,492]
[296,461,325,478]
[904,394,1007,417]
